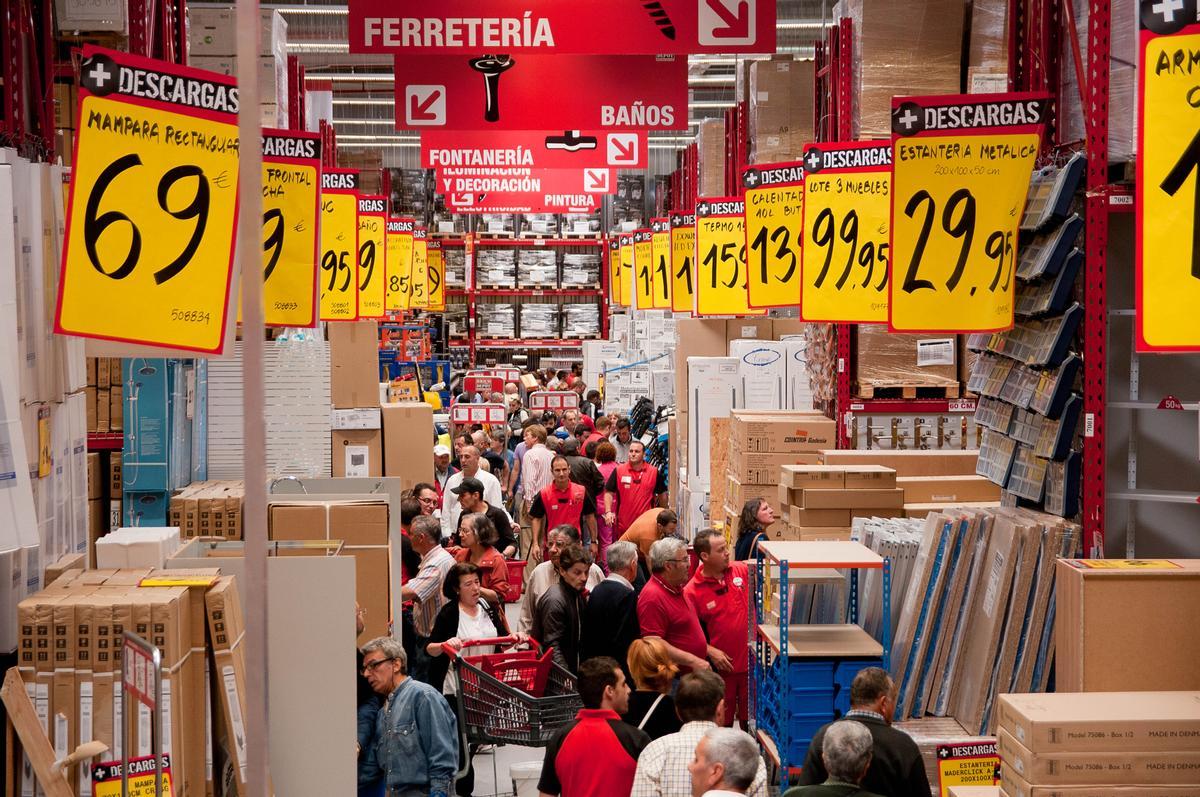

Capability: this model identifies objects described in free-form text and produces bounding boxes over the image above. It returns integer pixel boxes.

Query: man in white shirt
[633,672,766,797]
[518,525,603,634]
[687,727,763,797]
[440,445,504,539]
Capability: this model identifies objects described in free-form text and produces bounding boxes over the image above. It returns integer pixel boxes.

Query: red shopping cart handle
[440,635,537,659]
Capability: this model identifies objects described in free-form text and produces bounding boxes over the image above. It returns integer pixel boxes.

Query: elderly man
[359,638,458,797]
[687,728,762,797]
[685,529,750,726]
[784,721,882,797]
[638,538,711,673]
[581,541,641,675]
[440,445,504,540]
[793,668,929,797]
[400,516,456,685]
[633,671,767,797]
[518,525,604,634]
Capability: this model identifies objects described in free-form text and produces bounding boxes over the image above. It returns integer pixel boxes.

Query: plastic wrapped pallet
[430,211,467,236]
[1059,0,1136,161]
[835,0,966,139]
[561,252,602,286]
[748,56,816,164]
[967,0,1009,88]
[519,213,559,237]
[854,327,961,397]
[697,118,726,196]
[519,303,560,339]
[442,247,466,287]
[477,303,517,339]
[477,213,517,235]
[562,212,602,236]
[476,248,517,288]
[562,302,601,339]
[517,249,558,288]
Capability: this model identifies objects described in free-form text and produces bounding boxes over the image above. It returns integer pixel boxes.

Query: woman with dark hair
[734,497,778,561]
[450,512,510,607]
[425,562,527,796]
[531,544,590,674]
[593,441,620,571]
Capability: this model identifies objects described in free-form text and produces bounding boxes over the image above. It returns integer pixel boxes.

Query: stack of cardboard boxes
[854,326,962,398]
[168,481,245,540]
[775,464,901,540]
[697,119,727,196]
[187,6,289,127]
[84,357,123,434]
[815,449,998,517]
[747,55,816,164]
[996,691,1200,797]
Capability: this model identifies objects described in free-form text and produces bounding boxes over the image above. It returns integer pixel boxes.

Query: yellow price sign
[1138,19,1200,351]
[411,226,429,308]
[889,94,1047,332]
[427,239,446,310]
[356,195,387,319]
[650,218,672,309]
[801,142,892,322]
[633,229,655,310]
[91,754,173,797]
[742,162,804,309]
[385,217,414,311]
[618,233,634,307]
[607,238,622,305]
[258,131,320,327]
[55,47,240,353]
[695,197,764,317]
[669,211,696,313]
[935,742,999,796]
[319,169,359,321]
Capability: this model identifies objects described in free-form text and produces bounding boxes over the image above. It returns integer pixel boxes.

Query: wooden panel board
[709,416,730,516]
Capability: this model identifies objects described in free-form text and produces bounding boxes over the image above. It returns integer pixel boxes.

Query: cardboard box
[1056,559,1200,693]
[109,452,122,496]
[381,402,434,488]
[771,525,853,542]
[730,450,822,484]
[1000,767,1198,797]
[87,452,103,498]
[898,475,1002,504]
[801,487,904,510]
[854,326,960,391]
[726,475,779,512]
[789,506,853,528]
[110,385,123,430]
[328,321,381,409]
[187,5,286,57]
[843,465,899,489]
[44,553,85,586]
[780,465,846,490]
[331,429,383,478]
[206,576,265,795]
[97,387,110,430]
[85,385,98,431]
[818,449,981,477]
[748,56,816,163]
[87,357,97,386]
[996,691,1200,753]
[730,411,838,453]
[998,727,1200,785]
[697,118,726,196]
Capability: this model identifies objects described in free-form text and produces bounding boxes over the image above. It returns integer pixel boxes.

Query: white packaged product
[686,357,741,491]
[478,213,516,235]
[729,339,788,410]
[519,304,560,339]
[561,253,602,286]
[517,250,558,288]
[477,249,517,288]
[562,303,601,339]
[444,304,468,337]
[562,212,601,235]
[520,214,559,236]
[443,248,467,287]
[477,303,517,338]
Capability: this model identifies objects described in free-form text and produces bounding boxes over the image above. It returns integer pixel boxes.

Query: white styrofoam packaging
[729,339,788,411]
[187,6,288,58]
[188,54,288,107]
[651,370,675,408]
[95,527,182,569]
[686,357,741,491]
[55,0,128,34]
[681,486,711,541]
[781,335,815,411]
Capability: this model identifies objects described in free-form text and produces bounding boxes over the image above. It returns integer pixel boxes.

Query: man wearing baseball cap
[433,444,456,498]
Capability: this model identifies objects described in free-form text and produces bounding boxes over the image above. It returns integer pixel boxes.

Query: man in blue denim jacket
[361,636,459,797]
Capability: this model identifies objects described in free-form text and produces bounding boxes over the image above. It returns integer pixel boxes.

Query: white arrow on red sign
[585,169,609,192]
[699,0,755,45]
[607,133,639,165]
[406,85,445,125]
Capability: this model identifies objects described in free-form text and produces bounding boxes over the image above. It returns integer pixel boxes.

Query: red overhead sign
[443,191,603,214]
[350,0,776,54]
[394,54,687,131]
[423,130,647,170]
[435,168,616,196]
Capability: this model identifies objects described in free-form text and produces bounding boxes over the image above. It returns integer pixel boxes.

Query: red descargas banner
[435,168,617,196]
[422,130,647,170]
[394,54,687,131]
[351,0,776,55]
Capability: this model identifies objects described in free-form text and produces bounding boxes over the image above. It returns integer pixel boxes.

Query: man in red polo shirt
[603,440,667,538]
[684,528,750,726]
[537,656,650,797]
[637,537,717,674]
[529,456,598,559]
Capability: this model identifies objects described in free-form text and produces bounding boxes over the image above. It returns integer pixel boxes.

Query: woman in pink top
[592,440,620,572]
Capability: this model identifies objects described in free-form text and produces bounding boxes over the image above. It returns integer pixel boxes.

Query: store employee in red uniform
[529,456,598,559]
[602,441,667,538]
[684,528,750,726]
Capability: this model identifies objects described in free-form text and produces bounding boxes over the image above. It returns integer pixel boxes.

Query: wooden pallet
[559,230,603,239]
[564,331,603,340]
[475,230,518,239]
[517,229,560,239]
[854,380,962,400]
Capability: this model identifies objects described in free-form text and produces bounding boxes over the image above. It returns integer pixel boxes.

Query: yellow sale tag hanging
[385,217,414,311]
[410,227,429,308]
[618,233,634,307]
[607,238,622,305]
[801,142,893,323]
[670,211,696,313]
[1137,16,1200,351]
[650,218,672,309]
[319,169,359,321]
[695,197,764,317]
[633,229,655,310]
[889,94,1047,332]
[55,47,240,353]
[258,131,320,327]
[742,162,804,309]
[427,239,446,310]
[356,195,387,319]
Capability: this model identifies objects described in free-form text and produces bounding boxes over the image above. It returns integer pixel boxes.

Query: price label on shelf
[669,211,696,313]
[801,142,892,323]
[528,391,580,411]
[356,195,387,319]
[618,233,634,307]
[633,229,655,310]
[410,226,429,308]
[650,218,673,309]
[55,47,240,353]
[450,402,506,425]
[607,238,623,306]
[1137,14,1200,351]
[255,130,321,327]
[888,93,1047,332]
[742,161,804,309]
[694,197,764,317]
[427,239,446,310]
[385,217,414,311]
[319,169,360,321]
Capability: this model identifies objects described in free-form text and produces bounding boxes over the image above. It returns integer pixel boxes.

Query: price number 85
[900,188,1014,295]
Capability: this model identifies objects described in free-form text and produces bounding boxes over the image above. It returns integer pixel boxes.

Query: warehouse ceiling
[260,0,834,161]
